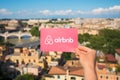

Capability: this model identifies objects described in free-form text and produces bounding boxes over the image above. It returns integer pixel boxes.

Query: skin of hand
[74,46,97,80]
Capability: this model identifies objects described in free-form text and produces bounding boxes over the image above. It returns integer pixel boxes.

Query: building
[64,59,82,67]
[27,19,49,27]
[97,63,120,80]
[0,24,5,33]
[74,18,82,25]
[48,61,58,67]
[96,53,119,80]
[0,46,6,60]
[5,19,20,30]
[27,19,40,27]
[45,66,84,80]
[98,73,120,80]
[49,51,62,59]
[115,49,120,65]
[106,54,116,63]
[18,64,41,76]
[5,47,45,68]
[42,51,62,67]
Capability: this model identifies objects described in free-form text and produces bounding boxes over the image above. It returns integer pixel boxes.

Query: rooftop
[116,48,120,55]
[48,66,66,75]
[106,54,116,62]
[97,64,106,69]
[48,66,84,76]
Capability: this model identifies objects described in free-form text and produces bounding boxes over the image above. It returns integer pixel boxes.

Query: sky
[0,0,120,19]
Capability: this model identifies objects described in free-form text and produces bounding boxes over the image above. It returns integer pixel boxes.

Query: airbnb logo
[45,35,74,45]
[45,35,53,45]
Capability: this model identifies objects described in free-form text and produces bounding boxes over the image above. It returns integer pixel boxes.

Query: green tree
[82,33,91,42]
[63,52,71,60]
[99,29,120,53]
[0,40,14,46]
[30,26,40,37]
[78,34,84,43]
[115,65,120,74]
[63,52,75,61]
[0,37,4,43]
[99,29,120,39]
[78,33,92,43]
[111,39,120,48]
[86,35,106,52]
[0,66,8,80]
[78,29,120,54]
[14,74,35,80]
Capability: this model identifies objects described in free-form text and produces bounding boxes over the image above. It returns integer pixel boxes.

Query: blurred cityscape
[0,18,120,80]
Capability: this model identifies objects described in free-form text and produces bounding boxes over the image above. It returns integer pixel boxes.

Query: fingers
[78,46,96,53]
[74,48,87,58]
[76,46,88,54]
[74,48,81,55]
[74,46,96,58]
[75,53,80,58]
[78,46,90,52]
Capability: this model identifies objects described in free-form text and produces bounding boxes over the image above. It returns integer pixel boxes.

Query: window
[106,76,108,79]
[72,61,74,65]
[16,59,19,66]
[45,57,48,59]
[116,77,119,80]
[28,53,31,56]
[71,77,76,80]
[29,60,31,62]
[57,75,60,79]
[81,78,84,80]
[34,60,36,62]
[21,60,25,64]
[16,59,19,64]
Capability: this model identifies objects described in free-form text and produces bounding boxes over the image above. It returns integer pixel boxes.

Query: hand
[74,46,97,80]
[75,46,96,69]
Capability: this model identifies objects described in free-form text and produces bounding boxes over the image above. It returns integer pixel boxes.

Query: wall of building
[45,75,84,80]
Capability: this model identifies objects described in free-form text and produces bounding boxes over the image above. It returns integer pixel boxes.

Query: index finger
[78,46,90,52]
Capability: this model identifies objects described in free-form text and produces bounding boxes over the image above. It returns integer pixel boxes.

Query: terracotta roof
[97,64,106,69]
[69,67,84,76]
[48,66,66,75]
[106,54,116,62]
[48,66,84,76]
[116,49,120,55]
[43,51,50,56]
